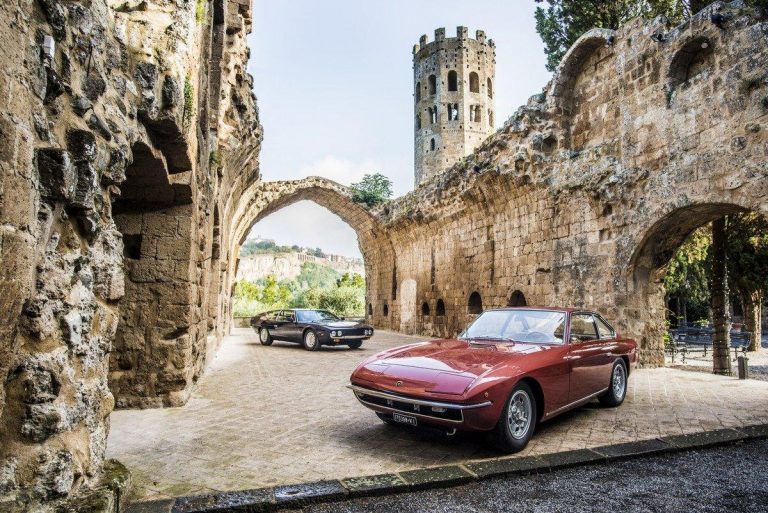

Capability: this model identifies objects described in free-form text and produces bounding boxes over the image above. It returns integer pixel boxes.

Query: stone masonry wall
[0,0,260,511]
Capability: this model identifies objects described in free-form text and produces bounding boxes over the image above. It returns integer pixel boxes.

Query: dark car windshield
[460,309,566,344]
[296,310,340,323]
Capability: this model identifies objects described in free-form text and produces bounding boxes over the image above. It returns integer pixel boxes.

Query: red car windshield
[460,309,566,344]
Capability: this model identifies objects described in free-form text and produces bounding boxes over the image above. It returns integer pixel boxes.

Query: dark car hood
[354,338,545,395]
[316,320,365,328]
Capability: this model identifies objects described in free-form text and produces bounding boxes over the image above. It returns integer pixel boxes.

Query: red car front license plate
[392,412,417,427]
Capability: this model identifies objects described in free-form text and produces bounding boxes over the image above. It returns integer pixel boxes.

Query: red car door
[567,313,608,403]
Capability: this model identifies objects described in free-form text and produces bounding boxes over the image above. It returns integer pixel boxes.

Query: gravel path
[287,440,768,513]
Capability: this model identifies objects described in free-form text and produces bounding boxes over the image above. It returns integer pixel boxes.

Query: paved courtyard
[108,329,768,503]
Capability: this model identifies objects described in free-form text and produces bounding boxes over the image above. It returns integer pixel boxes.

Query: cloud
[296,155,381,187]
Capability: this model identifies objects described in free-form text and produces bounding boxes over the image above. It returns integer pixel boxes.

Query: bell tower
[413,27,496,186]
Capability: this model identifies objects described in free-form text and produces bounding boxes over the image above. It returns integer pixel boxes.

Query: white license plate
[392,412,418,426]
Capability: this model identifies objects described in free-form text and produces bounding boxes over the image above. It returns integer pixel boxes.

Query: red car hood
[353,338,545,396]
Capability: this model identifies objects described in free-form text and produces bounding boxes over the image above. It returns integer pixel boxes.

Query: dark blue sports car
[250,308,374,351]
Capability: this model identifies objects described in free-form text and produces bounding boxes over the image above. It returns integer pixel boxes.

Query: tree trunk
[743,289,763,352]
[711,218,732,375]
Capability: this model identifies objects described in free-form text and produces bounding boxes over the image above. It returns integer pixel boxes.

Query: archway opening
[110,140,197,408]
[468,291,483,314]
[421,301,431,316]
[630,203,767,373]
[508,290,527,307]
[469,72,479,93]
[436,299,446,316]
[232,200,369,327]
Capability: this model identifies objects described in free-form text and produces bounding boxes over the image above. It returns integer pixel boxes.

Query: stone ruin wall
[367,3,768,365]
[0,0,260,510]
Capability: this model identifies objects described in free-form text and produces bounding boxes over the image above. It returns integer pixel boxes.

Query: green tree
[350,173,393,208]
[727,212,768,351]
[663,226,711,325]
[337,272,365,288]
[234,280,262,301]
[319,286,365,317]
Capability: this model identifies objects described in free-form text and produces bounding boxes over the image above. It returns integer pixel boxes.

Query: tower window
[430,138,436,151]
[416,81,421,102]
[469,72,479,93]
[487,78,493,98]
[447,103,459,121]
[416,114,421,129]
[428,75,437,95]
[428,107,436,125]
[488,109,494,127]
[470,105,481,123]
[436,299,446,316]
[447,70,458,91]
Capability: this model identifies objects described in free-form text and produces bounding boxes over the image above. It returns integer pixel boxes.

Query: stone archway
[624,201,765,366]
[225,176,396,329]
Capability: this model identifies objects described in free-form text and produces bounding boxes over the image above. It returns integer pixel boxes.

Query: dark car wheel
[347,340,363,349]
[258,328,273,346]
[493,381,537,453]
[303,330,321,351]
[599,359,627,407]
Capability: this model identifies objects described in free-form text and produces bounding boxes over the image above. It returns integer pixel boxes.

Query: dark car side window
[570,314,597,343]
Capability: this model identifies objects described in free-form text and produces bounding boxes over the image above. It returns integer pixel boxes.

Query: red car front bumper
[348,383,499,432]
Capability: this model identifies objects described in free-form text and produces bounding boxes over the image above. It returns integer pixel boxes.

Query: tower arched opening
[469,72,479,93]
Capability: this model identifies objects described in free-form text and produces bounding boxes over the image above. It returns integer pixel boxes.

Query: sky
[245,0,551,258]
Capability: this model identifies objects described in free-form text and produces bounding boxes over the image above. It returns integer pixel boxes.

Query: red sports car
[348,307,637,452]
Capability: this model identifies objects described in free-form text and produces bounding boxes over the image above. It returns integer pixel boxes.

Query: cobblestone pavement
[107,329,768,502]
[285,439,768,513]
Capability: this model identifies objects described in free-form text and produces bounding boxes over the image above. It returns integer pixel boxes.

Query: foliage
[183,75,194,126]
[726,212,768,296]
[233,266,367,318]
[195,0,205,23]
[337,272,365,288]
[350,173,393,208]
[317,286,365,317]
[533,0,768,72]
[663,225,711,308]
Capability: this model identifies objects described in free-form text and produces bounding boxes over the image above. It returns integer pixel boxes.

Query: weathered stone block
[36,148,76,201]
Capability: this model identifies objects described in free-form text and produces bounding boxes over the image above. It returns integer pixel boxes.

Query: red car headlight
[426,373,475,395]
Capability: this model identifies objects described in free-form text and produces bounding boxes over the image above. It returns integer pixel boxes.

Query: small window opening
[469,72,479,93]
[123,234,142,260]
[447,70,458,91]
[428,74,437,95]
[421,302,431,316]
[468,291,483,314]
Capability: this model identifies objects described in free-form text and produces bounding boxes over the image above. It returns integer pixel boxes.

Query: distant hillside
[237,240,364,282]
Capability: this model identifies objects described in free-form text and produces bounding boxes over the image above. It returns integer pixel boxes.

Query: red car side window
[570,314,598,342]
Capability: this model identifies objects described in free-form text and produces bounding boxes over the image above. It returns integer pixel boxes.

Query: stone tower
[413,27,496,186]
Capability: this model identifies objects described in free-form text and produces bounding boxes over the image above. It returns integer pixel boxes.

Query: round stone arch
[548,28,616,108]
[548,28,616,150]
[227,176,395,327]
[622,198,765,366]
